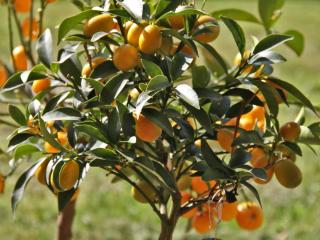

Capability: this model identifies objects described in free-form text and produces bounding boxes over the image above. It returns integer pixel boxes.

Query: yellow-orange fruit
[12,45,28,71]
[51,160,80,192]
[21,17,40,40]
[14,0,31,13]
[44,142,60,154]
[236,202,263,231]
[219,201,238,221]
[113,44,140,71]
[83,14,115,37]
[0,64,8,87]
[192,211,216,234]
[217,118,238,152]
[127,22,146,47]
[275,160,302,188]
[32,79,51,94]
[168,15,184,30]
[139,25,162,54]
[279,122,301,141]
[191,176,216,195]
[250,147,269,168]
[124,21,134,37]
[134,114,162,142]
[180,192,197,218]
[35,159,50,185]
[131,181,156,204]
[0,174,5,194]
[194,15,220,43]
[81,57,107,77]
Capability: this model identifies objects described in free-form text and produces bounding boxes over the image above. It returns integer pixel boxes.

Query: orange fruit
[83,14,115,37]
[217,118,238,152]
[215,201,238,221]
[127,22,146,47]
[134,114,162,142]
[113,44,140,71]
[81,57,107,77]
[44,142,60,154]
[279,122,301,141]
[14,0,31,13]
[177,175,192,191]
[191,176,216,195]
[194,15,220,43]
[0,64,8,87]
[236,202,263,231]
[32,79,51,94]
[21,17,40,40]
[274,160,302,188]
[51,160,80,192]
[12,45,28,71]
[168,15,184,30]
[250,147,269,168]
[234,50,251,67]
[192,211,216,234]
[35,159,50,185]
[139,25,162,54]
[124,21,134,37]
[44,131,68,153]
[180,191,197,218]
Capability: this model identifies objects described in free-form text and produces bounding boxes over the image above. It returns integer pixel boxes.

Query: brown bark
[55,200,76,240]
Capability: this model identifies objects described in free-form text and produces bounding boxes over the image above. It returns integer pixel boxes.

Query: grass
[0,0,320,239]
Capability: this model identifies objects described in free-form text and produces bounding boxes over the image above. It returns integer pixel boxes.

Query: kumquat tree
[0,0,320,239]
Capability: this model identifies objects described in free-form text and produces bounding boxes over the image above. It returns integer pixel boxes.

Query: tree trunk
[55,200,76,240]
[159,220,175,240]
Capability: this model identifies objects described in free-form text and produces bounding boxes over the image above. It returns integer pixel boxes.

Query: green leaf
[90,60,118,79]
[156,6,206,22]
[258,0,285,30]
[11,158,48,213]
[142,108,173,137]
[229,149,251,168]
[42,108,82,121]
[2,72,47,92]
[221,17,246,54]
[135,91,152,118]
[58,10,99,44]
[90,148,118,161]
[212,9,260,24]
[107,107,121,143]
[74,123,109,143]
[9,105,26,126]
[118,0,143,21]
[253,34,293,54]
[59,51,82,85]
[100,72,131,104]
[43,91,74,114]
[8,133,34,150]
[58,188,79,212]
[284,30,305,56]
[14,144,40,160]
[251,80,279,117]
[146,75,171,91]
[241,180,262,207]
[176,84,200,109]
[154,0,184,19]
[38,116,66,152]
[141,59,163,78]
[233,131,264,146]
[267,77,317,115]
[192,65,210,89]
[297,125,320,145]
[36,29,53,69]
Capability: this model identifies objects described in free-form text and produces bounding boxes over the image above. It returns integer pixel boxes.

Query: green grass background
[0,0,320,239]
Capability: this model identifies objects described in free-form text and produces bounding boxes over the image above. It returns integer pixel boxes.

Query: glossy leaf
[221,17,246,54]
[284,30,305,56]
[253,34,293,54]
[9,105,27,126]
[36,29,53,68]
[212,8,260,24]
[176,84,200,109]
